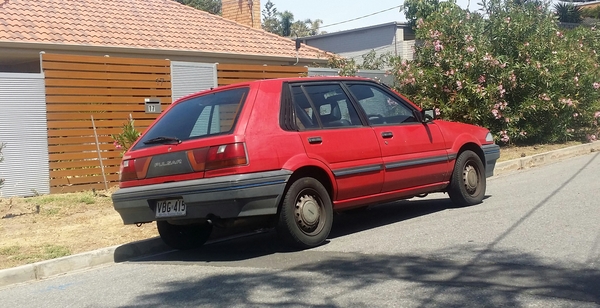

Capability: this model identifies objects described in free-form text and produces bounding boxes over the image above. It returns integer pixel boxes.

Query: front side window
[347,84,418,125]
[291,84,362,130]
[133,87,248,150]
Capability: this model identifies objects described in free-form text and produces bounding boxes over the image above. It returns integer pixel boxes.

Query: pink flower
[498,84,506,97]
[500,131,510,143]
[556,31,564,38]
[434,40,444,52]
[478,75,486,83]
[456,80,463,90]
[593,82,600,89]
[114,141,122,150]
[524,42,530,47]
[594,111,600,118]
[435,108,441,116]
[588,134,597,141]
[520,131,527,136]
[466,46,475,53]
[465,35,473,42]
[573,113,579,118]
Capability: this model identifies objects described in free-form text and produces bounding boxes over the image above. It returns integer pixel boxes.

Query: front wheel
[157,220,213,250]
[448,150,486,207]
[277,177,333,249]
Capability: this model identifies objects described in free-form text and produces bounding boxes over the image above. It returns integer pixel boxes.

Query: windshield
[132,87,249,150]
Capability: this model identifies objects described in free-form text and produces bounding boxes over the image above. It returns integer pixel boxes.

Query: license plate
[155,199,186,218]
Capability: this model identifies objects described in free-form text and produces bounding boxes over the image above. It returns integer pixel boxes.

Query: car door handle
[381,132,393,138]
[308,137,322,144]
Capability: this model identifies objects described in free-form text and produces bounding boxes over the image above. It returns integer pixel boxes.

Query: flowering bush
[111,118,141,154]
[394,0,600,144]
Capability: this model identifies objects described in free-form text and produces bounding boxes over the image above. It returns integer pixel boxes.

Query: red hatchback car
[112,77,500,249]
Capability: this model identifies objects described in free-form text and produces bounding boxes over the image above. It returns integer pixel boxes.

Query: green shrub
[393,0,600,144]
[111,118,141,154]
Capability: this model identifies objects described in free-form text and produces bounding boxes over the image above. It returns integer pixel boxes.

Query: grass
[24,192,96,206]
[0,244,71,263]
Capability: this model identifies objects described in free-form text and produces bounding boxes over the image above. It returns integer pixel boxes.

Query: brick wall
[222,0,261,29]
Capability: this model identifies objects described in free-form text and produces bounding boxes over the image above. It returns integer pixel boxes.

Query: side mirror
[421,109,436,123]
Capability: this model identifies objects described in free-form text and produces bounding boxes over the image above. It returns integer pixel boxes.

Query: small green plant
[78,194,96,205]
[42,207,60,216]
[111,118,141,154]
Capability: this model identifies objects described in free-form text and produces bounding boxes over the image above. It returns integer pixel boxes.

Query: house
[299,22,416,66]
[0,0,333,197]
[0,0,329,73]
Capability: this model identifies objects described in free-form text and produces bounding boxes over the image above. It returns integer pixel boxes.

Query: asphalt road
[2,152,600,307]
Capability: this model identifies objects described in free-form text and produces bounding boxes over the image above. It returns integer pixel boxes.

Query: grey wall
[302,24,415,64]
[0,73,49,197]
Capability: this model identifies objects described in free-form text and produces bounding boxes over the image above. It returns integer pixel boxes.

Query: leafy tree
[262,0,280,33]
[403,0,441,29]
[278,11,295,37]
[261,1,323,37]
[175,0,221,15]
[554,2,583,23]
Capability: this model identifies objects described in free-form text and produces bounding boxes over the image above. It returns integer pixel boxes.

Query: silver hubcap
[295,194,322,234]
[463,164,479,193]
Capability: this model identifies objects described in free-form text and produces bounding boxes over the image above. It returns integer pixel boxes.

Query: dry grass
[0,142,584,270]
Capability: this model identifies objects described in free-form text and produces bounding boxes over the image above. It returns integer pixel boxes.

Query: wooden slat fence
[42,54,171,193]
[217,64,308,86]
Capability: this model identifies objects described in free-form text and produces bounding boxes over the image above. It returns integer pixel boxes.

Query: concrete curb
[0,237,169,288]
[494,141,599,176]
[1,141,598,288]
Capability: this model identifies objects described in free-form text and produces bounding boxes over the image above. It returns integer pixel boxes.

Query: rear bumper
[112,170,292,225]
[482,144,501,178]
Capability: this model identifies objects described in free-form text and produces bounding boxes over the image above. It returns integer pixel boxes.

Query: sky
[268,0,478,33]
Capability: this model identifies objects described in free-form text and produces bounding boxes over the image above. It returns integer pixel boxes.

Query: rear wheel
[157,220,213,250]
[277,177,333,249]
[448,150,486,207]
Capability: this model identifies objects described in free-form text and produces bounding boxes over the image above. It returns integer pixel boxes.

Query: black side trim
[385,155,449,170]
[333,164,383,177]
[448,153,457,160]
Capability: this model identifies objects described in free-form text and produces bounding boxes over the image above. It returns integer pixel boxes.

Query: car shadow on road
[122,244,600,307]
[135,196,459,263]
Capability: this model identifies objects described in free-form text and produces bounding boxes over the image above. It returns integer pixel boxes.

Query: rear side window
[133,87,248,150]
[290,84,362,130]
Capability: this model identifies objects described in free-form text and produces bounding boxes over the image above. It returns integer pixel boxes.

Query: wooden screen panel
[42,53,171,192]
[217,63,308,86]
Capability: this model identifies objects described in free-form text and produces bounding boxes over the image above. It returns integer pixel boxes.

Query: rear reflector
[119,157,150,182]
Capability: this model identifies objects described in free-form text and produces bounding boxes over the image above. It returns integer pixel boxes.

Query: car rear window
[132,87,249,150]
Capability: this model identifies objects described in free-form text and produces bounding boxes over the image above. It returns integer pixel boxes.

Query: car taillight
[119,157,150,182]
[205,143,248,170]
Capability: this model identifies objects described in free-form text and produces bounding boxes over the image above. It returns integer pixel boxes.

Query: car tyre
[448,150,486,207]
[277,177,333,249]
[157,220,213,250]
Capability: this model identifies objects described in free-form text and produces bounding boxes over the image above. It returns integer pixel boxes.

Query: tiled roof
[0,0,329,60]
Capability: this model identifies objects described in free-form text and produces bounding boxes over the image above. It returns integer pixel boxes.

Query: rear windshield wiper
[143,136,182,145]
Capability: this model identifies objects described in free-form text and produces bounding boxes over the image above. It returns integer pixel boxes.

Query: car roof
[175,76,377,103]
